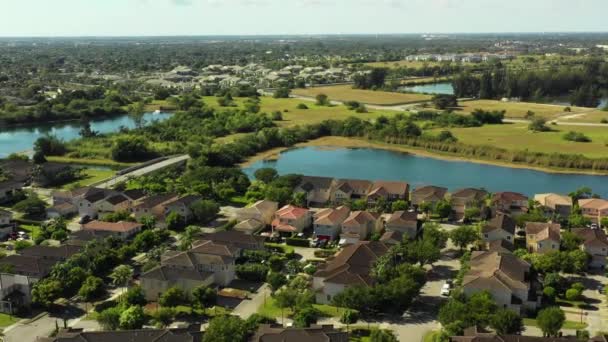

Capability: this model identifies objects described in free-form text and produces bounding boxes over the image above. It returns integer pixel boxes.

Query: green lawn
[436,123,608,158]
[264,243,295,254]
[46,156,133,169]
[0,312,19,327]
[291,85,431,106]
[523,318,588,330]
[423,330,442,342]
[203,96,400,127]
[60,168,116,190]
[455,99,592,119]
[18,224,42,240]
[257,297,350,319]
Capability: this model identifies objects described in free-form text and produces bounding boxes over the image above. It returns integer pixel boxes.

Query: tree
[123,286,147,306]
[111,136,154,162]
[293,307,318,328]
[110,265,133,291]
[391,200,408,212]
[450,225,479,251]
[13,195,46,217]
[565,288,582,301]
[529,117,550,132]
[273,87,291,98]
[159,287,186,307]
[435,200,452,219]
[370,329,398,342]
[155,307,176,328]
[254,168,278,183]
[267,272,287,292]
[34,135,67,156]
[165,211,185,230]
[536,307,565,337]
[192,285,217,309]
[98,306,121,330]
[315,93,329,106]
[490,309,523,335]
[14,240,33,251]
[432,94,458,109]
[32,279,62,308]
[128,102,146,129]
[560,231,583,251]
[340,309,359,326]
[202,315,247,342]
[119,305,146,330]
[190,200,220,224]
[78,276,105,302]
[33,151,47,164]
[236,263,269,282]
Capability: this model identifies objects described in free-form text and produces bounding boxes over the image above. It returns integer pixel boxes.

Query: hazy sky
[1,0,607,36]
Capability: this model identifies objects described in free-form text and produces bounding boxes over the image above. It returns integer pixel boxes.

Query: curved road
[94,154,190,189]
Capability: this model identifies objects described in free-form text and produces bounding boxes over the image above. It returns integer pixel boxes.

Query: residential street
[232,284,271,319]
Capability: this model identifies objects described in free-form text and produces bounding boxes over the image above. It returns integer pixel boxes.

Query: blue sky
[1,0,607,36]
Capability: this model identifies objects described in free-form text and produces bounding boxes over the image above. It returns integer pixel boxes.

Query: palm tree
[110,265,133,294]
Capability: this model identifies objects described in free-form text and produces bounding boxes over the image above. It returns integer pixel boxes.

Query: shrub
[563,131,591,142]
[296,103,308,110]
[235,263,269,282]
[286,238,310,247]
[271,111,283,121]
[314,250,335,258]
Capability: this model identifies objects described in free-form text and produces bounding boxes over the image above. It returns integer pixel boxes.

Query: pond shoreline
[240,136,608,176]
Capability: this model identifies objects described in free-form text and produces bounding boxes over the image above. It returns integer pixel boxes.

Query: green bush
[235,263,269,282]
[286,238,310,247]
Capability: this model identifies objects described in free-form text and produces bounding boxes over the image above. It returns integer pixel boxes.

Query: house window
[484,234,488,238]
[327,295,331,301]
[507,236,511,240]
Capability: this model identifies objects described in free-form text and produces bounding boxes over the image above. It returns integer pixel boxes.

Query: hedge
[285,238,310,247]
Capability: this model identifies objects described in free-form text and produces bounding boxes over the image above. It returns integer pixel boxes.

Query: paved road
[232,284,271,319]
[95,155,190,189]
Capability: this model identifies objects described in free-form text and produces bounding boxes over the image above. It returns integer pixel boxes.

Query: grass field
[559,110,608,123]
[257,296,349,319]
[60,168,116,189]
[144,99,178,112]
[455,99,593,119]
[202,96,400,127]
[291,85,431,105]
[437,123,608,158]
[523,317,587,330]
[46,156,133,169]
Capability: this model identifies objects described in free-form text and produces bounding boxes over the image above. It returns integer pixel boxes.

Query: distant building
[385,210,419,239]
[534,193,573,217]
[525,222,561,254]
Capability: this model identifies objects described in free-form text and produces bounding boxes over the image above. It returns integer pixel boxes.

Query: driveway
[232,284,271,319]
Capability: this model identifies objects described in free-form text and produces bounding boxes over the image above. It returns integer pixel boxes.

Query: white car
[440,283,451,296]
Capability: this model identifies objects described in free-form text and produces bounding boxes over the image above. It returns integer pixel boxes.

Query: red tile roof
[83,220,142,233]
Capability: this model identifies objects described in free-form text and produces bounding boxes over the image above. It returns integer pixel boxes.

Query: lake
[243,146,608,197]
[0,112,172,157]
[401,82,454,95]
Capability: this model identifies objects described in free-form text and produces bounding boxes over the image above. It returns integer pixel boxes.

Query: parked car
[79,215,92,224]
[440,283,451,297]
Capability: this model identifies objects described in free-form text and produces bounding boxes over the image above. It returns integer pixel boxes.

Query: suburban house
[141,241,237,300]
[67,230,115,247]
[462,250,537,314]
[366,181,409,205]
[0,244,82,312]
[487,239,515,253]
[37,325,203,342]
[450,326,579,342]
[481,213,516,244]
[313,241,389,304]
[572,228,608,269]
[491,192,529,214]
[46,202,78,219]
[295,176,335,206]
[379,230,404,245]
[235,200,278,234]
[534,193,573,217]
[251,324,349,342]
[411,185,448,207]
[0,210,13,239]
[0,160,31,204]
[313,206,351,241]
[331,179,372,203]
[132,193,179,221]
[271,205,312,235]
[95,194,131,214]
[579,198,608,225]
[197,230,265,253]
[82,220,143,239]
[525,222,561,254]
[163,195,202,221]
[450,188,488,220]
[52,187,116,218]
[385,210,419,239]
[340,211,382,244]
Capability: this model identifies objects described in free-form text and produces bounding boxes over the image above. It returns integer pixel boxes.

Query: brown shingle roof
[482,213,516,234]
[252,324,348,342]
[39,325,203,342]
[413,185,448,199]
[141,265,213,282]
[463,251,530,292]
[83,221,142,233]
[451,188,488,201]
[572,228,608,248]
[342,211,379,227]
[525,222,561,242]
[314,241,389,286]
[386,210,417,226]
[314,206,350,226]
[579,198,608,211]
[368,181,409,197]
